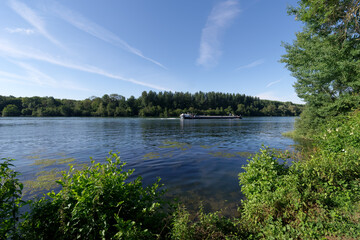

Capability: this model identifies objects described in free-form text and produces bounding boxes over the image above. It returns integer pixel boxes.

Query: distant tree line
[0,91,303,117]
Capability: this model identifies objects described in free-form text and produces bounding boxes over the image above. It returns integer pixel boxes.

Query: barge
[180,113,242,119]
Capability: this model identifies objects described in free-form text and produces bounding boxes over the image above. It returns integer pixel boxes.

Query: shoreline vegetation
[1,110,360,239]
[2,0,360,238]
[0,91,302,118]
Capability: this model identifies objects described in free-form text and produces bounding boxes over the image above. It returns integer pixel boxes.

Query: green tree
[281,0,360,135]
[236,104,245,115]
[2,104,20,117]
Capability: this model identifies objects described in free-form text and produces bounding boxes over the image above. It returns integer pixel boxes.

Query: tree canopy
[281,0,360,135]
[2,104,20,117]
[0,92,302,118]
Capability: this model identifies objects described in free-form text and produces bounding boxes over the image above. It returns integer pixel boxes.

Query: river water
[0,117,296,215]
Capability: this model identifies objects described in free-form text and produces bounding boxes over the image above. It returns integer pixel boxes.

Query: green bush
[238,148,302,239]
[20,153,171,239]
[171,206,247,240]
[0,159,24,239]
[239,111,360,239]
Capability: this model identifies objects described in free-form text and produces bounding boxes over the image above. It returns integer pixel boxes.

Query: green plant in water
[31,159,57,167]
[159,140,191,151]
[143,152,161,160]
[31,157,75,167]
[200,145,212,149]
[235,152,252,158]
[209,151,237,158]
[23,169,63,196]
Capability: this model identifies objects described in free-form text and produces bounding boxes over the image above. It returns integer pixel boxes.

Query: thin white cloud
[0,77,25,85]
[236,59,264,70]
[0,39,171,91]
[46,0,166,69]
[266,79,281,88]
[13,61,56,86]
[197,0,240,67]
[0,61,90,91]
[0,70,30,87]
[8,0,64,48]
[5,27,35,34]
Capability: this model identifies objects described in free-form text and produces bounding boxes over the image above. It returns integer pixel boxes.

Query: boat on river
[180,113,242,119]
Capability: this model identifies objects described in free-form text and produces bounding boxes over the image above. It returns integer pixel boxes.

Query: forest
[0,91,302,117]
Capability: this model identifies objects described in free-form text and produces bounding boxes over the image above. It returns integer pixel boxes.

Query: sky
[0,0,304,103]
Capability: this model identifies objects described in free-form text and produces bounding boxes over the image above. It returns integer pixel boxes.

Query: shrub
[171,206,247,240]
[0,159,23,239]
[238,148,302,238]
[20,153,171,239]
[239,111,360,238]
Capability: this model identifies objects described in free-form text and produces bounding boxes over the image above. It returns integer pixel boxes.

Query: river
[0,117,296,215]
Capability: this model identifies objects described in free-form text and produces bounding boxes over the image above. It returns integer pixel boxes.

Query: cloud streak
[197,0,240,67]
[0,61,90,91]
[0,39,171,91]
[5,27,35,34]
[8,0,64,48]
[266,79,281,88]
[236,59,264,70]
[46,0,166,69]
[14,61,57,86]
[19,62,91,91]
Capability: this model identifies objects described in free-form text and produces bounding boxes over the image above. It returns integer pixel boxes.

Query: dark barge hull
[181,115,242,119]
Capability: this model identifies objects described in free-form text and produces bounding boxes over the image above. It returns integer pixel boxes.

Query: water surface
[0,117,296,215]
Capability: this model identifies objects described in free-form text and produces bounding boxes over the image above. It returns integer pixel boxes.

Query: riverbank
[2,111,360,239]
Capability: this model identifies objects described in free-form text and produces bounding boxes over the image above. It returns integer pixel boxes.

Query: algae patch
[143,152,161,160]
[23,169,62,195]
[209,151,252,158]
[31,157,75,167]
[32,159,57,167]
[200,145,213,149]
[24,156,76,197]
[158,140,191,151]
[209,152,237,158]
[235,152,253,158]
[143,150,175,159]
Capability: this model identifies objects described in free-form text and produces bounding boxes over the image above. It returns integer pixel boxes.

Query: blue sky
[0,0,303,103]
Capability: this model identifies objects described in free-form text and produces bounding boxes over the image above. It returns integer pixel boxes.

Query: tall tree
[281,0,360,135]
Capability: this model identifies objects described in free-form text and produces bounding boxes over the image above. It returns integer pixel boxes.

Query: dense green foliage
[19,153,170,239]
[2,104,20,117]
[281,0,360,136]
[171,206,248,240]
[239,110,360,239]
[288,0,360,38]
[0,159,23,239]
[0,91,302,118]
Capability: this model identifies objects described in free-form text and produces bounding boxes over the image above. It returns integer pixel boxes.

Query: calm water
[0,117,296,215]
